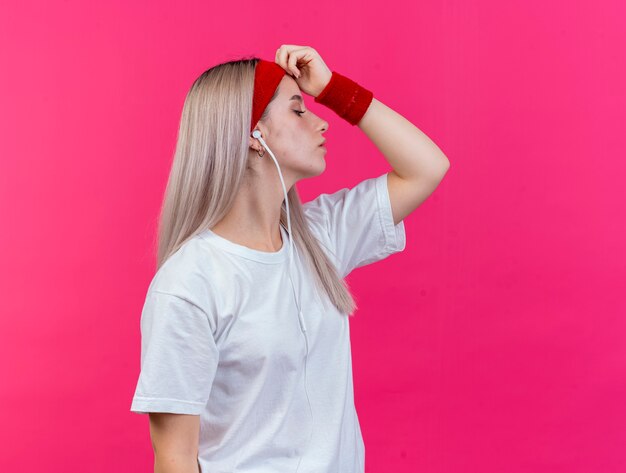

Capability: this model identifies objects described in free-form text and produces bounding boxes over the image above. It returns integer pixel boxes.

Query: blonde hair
[153,57,358,316]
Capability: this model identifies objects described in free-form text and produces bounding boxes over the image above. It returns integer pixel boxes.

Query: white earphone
[251,128,314,466]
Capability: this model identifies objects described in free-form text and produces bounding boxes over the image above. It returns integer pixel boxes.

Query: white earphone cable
[252,130,314,470]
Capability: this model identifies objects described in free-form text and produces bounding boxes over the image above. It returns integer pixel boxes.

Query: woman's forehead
[279,75,301,97]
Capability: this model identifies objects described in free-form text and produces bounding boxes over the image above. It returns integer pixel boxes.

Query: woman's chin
[301,160,325,179]
[315,154,327,174]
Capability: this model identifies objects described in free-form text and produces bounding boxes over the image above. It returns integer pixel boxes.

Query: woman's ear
[249,135,261,152]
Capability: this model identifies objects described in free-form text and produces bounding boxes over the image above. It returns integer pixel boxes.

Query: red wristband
[314,71,374,126]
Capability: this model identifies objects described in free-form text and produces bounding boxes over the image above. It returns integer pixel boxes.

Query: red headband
[250,59,286,133]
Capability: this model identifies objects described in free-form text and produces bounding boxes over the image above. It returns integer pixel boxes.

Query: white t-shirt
[130,173,406,473]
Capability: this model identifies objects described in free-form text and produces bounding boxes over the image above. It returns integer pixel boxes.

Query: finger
[287,49,307,77]
[276,45,308,74]
[294,50,315,68]
[281,44,307,52]
[275,47,285,70]
[275,45,293,75]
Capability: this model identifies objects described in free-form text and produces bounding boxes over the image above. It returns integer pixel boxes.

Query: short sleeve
[130,291,219,415]
[302,173,406,278]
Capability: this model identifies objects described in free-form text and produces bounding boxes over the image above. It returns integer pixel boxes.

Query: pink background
[1,1,625,472]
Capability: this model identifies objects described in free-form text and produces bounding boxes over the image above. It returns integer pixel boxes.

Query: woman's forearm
[358,97,450,181]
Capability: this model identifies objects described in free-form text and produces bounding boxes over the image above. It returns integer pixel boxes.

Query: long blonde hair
[153,57,358,316]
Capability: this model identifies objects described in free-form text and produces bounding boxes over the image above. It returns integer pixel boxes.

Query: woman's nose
[318,117,329,133]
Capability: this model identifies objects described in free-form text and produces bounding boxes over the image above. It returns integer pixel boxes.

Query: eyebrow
[289,94,303,103]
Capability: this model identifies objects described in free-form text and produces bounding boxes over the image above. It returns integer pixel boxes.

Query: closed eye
[294,110,306,117]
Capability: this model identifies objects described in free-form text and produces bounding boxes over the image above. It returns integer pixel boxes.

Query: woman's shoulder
[146,233,222,314]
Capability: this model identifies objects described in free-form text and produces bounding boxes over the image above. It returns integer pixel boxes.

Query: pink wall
[1,1,624,471]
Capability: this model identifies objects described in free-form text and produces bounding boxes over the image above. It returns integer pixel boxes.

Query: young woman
[130,45,450,473]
